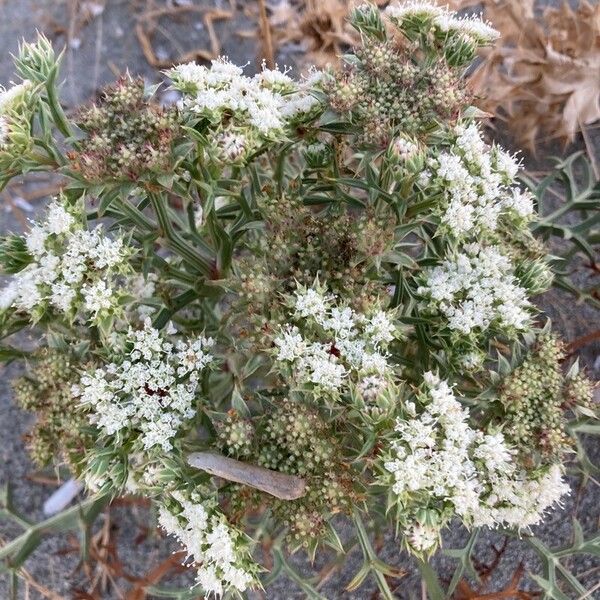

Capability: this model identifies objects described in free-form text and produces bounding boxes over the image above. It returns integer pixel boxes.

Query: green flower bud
[0,234,32,273]
[217,411,255,458]
[565,373,596,414]
[0,80,38,172]
[350,4,387,41]
[442,32,478,68]
[14,33,59,85]
[515,258,554,296]
[303,141,333,169]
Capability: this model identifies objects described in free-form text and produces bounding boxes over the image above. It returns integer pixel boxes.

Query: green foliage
[524,152,600,309]
[0,484,109,600]
[0,234,32,273]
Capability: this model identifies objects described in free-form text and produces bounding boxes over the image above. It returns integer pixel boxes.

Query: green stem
[148,192,215,276]
[0,494,109,565]
[45,70,72,139]
[9,569,17,600]
[536,195,597,227]
[162,265,198,286]
[113,197,157,232]
[33,138,65,166]
[444,529,479,598]
[152,288,199,330]
[353,510,396,600]
[0,508,32,531]
[29,150,58,167]
[273,547,328,599]
[416,558,445,600]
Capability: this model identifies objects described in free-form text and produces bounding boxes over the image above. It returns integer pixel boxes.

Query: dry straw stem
[258,0,275,68]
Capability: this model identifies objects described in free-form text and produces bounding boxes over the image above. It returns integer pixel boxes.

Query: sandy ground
[0,1,599,598]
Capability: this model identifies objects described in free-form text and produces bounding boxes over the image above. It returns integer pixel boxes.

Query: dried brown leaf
[453,562,540,600]
[266,0,386,68]
[124,552,189,600]
[471,0,600,149]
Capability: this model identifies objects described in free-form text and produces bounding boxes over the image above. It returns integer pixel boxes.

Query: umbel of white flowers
[0,200,132,324]
[382,373,570,553]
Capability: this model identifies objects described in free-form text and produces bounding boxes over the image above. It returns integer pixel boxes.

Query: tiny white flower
[45,203,75,235]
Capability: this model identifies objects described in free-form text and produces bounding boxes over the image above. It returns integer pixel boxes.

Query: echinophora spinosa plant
[0,2,598,598]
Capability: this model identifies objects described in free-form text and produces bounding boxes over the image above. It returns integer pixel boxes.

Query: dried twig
[187,452,306,500]
[454,562,539,600]
[18,566,66,600]
[257,0,275,68]
[568,329,600,352]
[135,6,232,68]
[124,552,189,600]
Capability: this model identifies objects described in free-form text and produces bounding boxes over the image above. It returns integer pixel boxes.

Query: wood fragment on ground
[187,451,306,500]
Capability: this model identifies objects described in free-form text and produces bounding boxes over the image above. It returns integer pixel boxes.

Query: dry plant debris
[263,0,386,68]
[39,0,600,149]
[260,0,600,150]
[134,3,235,68]
[454,562,540,600]
[59,498,190,599]
[470,0,600,150]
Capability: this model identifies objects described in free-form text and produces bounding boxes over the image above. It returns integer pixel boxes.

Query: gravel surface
[0,1,599,598]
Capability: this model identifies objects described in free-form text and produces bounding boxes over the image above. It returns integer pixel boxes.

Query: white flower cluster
[383,373,570,552]
[0,81,31,113]
[273,287,397,395]
[169,58,321,162]
[426,123,534,238]
[0,200,131,323]
[418,243,531,336]
[0,115,9,148]
[433,14,499,44]
[386,1,443,22]
[74,319,215,452]
[158,492,254,597]
[0,80,34,154]
[392,135,419,161]
[386,2,499,45]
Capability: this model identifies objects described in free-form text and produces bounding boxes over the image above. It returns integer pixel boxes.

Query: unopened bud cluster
[236,193,394,334]
[221,400,357,548]
[327,42,469,146]
[265,405,356,547]
[69,76,179,182]
[500,335,597,463]
[13,349,87,467]
[325,5,481,146]
[216,411,255,459]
